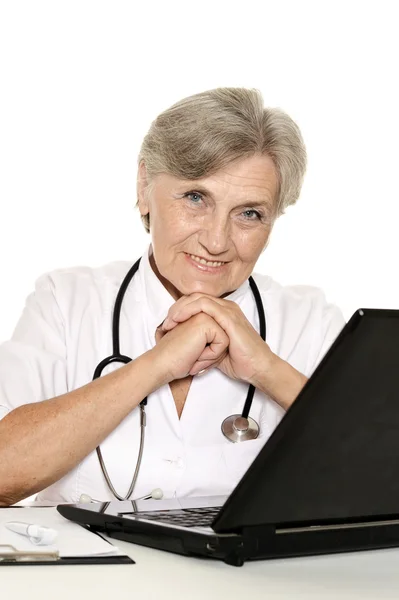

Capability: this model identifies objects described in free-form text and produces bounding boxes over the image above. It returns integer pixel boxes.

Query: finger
[161,318,178,332]
[188,359,215,376]
[189,344,228,376]
[163,294,227,330]
[189,357,224,376]
[155,326,166,343]
[162,297,224,330]
[196,345,228,362]
[161,295,201,328]
[163,297,234,333]
[202,321,229,355]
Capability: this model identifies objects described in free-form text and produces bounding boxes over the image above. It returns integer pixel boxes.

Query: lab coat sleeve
[0,274,67,420]
[307,300,346,376]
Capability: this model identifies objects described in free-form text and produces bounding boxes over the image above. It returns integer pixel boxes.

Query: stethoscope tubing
[241,277,266,419]
[92,257,266,500]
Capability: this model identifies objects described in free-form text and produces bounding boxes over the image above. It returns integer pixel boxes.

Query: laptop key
[136,507,220,527]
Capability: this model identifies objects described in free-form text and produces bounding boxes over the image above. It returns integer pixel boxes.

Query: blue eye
[242,209,262,220]
[184,192,203,204]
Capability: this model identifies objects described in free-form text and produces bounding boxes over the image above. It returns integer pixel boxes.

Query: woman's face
[138,154,279,299]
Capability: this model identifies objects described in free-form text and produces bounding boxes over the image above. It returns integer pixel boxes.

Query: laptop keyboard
[136,506,220,527]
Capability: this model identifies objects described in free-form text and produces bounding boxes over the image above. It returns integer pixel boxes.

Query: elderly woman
[0,87,344,506]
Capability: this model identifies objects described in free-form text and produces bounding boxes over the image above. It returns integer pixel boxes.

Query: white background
[0,0,398,342]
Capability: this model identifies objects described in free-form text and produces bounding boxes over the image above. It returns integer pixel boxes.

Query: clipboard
[0,543,134,565]
[0,507,135,565]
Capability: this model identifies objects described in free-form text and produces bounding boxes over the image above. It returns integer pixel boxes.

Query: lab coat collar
[139,244,250,331]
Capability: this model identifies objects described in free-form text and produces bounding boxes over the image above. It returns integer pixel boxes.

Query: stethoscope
[90,256,266,501]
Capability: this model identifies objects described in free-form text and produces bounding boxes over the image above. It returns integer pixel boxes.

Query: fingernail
[197,369,207,376]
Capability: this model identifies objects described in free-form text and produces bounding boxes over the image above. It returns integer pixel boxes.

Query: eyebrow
[182,185,274,213]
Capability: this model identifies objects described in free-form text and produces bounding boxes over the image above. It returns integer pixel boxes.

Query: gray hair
[136,87,307,233]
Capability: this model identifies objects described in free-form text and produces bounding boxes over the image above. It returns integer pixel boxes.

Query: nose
[198,213,231,255]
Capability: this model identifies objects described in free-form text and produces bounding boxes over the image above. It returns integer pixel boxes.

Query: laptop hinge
[218,525,275,566]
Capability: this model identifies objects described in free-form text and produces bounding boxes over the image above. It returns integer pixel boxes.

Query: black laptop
[58,308,399,566]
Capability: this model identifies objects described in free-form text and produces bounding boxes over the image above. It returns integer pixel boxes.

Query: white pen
[4,521,58,546]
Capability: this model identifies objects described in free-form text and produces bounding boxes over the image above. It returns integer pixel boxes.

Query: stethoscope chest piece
[221,414,260,443]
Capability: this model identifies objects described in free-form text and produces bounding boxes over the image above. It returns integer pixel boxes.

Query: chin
[173,279,215,296]
[190,284,227,297]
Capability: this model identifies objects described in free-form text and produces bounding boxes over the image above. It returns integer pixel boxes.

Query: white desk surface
[2,532,399,600]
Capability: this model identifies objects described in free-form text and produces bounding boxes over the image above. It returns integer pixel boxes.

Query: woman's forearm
[0,349,164,506]
[252,352,308,411]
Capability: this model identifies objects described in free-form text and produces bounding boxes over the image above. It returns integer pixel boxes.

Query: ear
[137,161,150,216]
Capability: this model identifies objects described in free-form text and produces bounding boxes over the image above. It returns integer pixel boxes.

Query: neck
[149,253,182,300]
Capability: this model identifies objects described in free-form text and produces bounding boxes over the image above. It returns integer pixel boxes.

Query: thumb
[155,321,166,343]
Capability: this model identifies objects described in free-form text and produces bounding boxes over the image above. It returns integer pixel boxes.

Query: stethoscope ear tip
[221,414,260,443]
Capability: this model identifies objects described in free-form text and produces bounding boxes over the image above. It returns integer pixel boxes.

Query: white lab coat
[0,245,345,502]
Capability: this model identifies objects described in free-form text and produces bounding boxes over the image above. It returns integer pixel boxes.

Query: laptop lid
[214,308,399,533]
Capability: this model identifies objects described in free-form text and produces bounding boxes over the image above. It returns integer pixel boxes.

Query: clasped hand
[154,292,274,385]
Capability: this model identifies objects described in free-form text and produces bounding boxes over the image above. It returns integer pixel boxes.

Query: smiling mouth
[185,253,227,267]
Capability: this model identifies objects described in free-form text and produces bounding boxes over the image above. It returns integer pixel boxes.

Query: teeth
[189,254,224,267]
